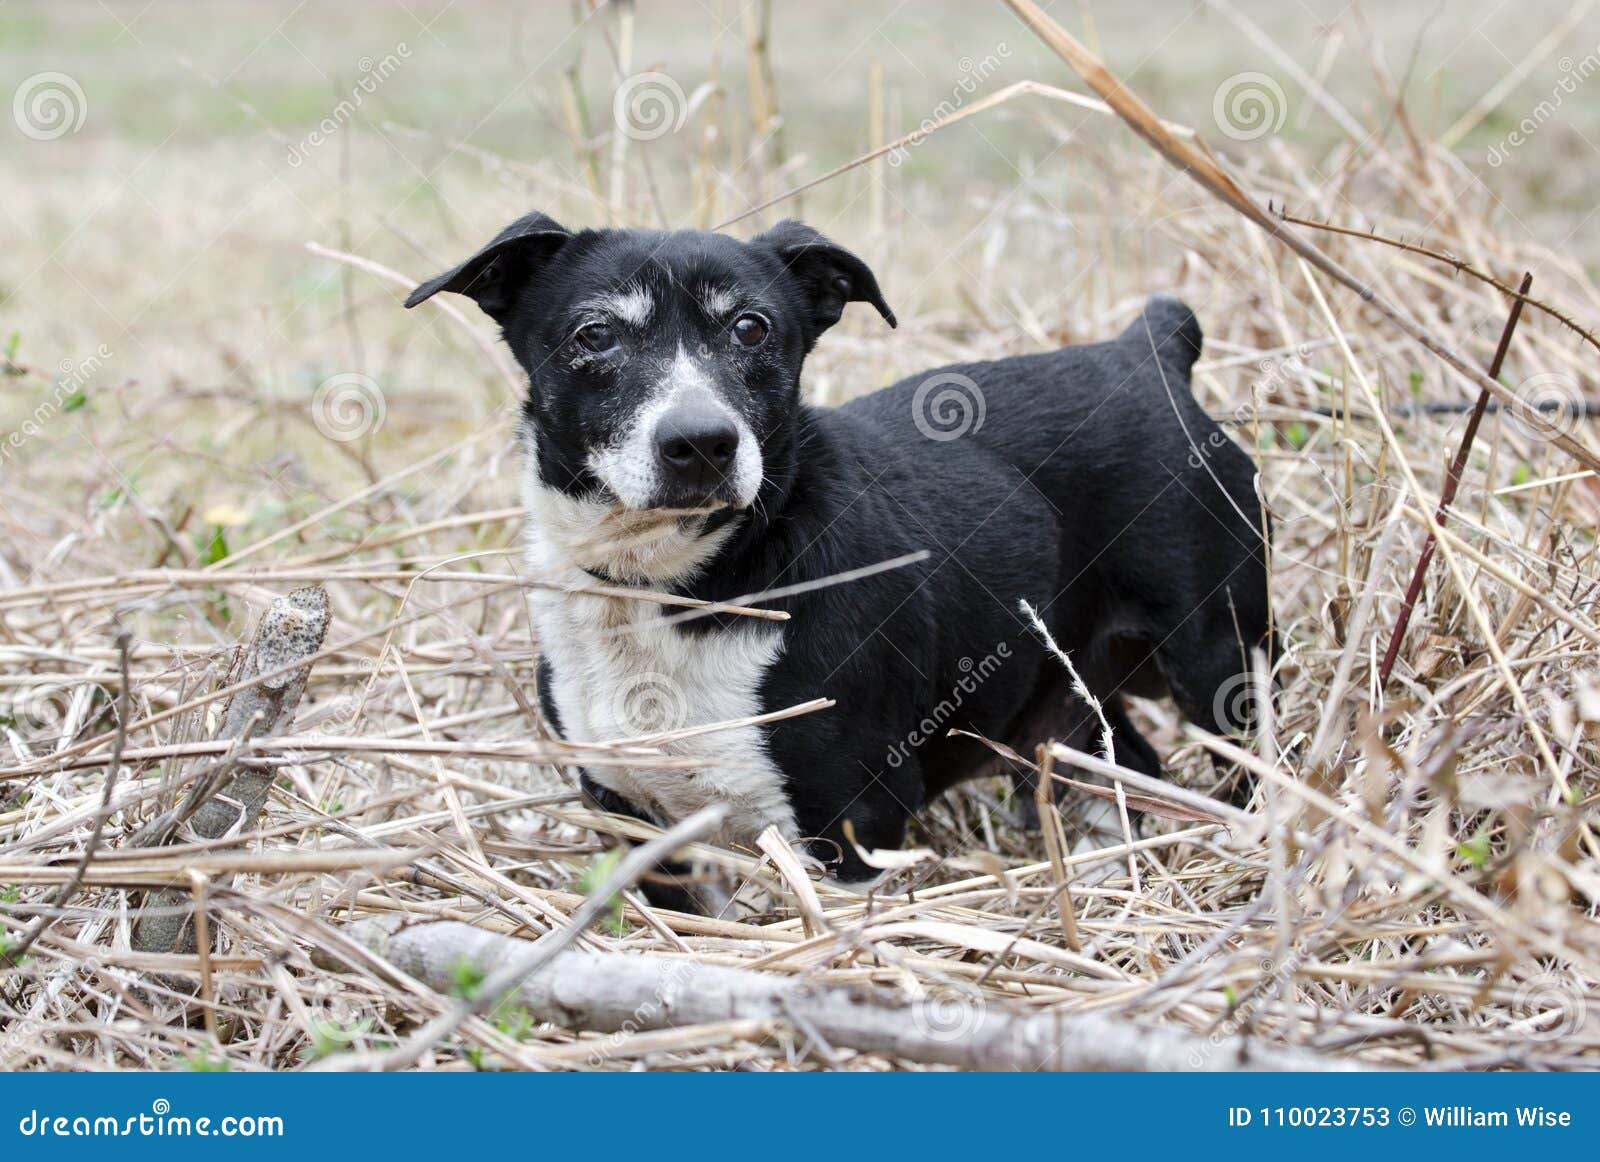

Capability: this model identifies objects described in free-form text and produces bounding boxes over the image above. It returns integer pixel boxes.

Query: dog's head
[407,214,893,516]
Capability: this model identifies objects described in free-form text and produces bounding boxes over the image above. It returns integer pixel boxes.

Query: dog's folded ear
[754,219,895,345]
[405,211,572,321]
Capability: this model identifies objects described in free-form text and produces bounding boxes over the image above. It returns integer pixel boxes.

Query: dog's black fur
[408,213,1272,898]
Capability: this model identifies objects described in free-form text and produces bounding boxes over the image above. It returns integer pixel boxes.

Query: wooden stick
[1379,272,1533,684]
[334,805,729,1071]
[316,914,1364,1071]
[131,586,330,955]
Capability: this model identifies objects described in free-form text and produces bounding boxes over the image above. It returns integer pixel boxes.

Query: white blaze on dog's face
[583,339,765,512]
[404,215,894,580]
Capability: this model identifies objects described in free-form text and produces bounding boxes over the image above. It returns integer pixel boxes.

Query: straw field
[1,0,1598,1070]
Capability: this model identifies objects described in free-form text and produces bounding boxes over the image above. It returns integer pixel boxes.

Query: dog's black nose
[655,403,739,491]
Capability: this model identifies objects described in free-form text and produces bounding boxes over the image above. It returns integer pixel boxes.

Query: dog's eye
[731,314,769,348]
[574,323,617,353]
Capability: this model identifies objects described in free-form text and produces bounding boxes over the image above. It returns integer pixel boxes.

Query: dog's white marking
[541,599,793,847]
[587,285,654,327]
[728,414,763,507]
[665,342,715,393]
[698,284,739,317]
[585,344,762,510]
[520,434,794,848]
[585,387,683,511]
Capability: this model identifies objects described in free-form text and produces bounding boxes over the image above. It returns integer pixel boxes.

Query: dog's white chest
[532,587,794,845]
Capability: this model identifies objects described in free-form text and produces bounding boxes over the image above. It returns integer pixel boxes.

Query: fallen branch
[317,913,1364,1071]
[324,805,730,1071]
[131,586,330,955]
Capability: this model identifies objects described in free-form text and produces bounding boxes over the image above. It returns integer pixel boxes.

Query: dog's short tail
[1120,293,1203,372]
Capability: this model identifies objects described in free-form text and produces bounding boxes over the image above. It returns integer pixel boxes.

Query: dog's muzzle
[587,382,762,513]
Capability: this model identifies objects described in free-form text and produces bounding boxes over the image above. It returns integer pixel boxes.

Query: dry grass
[1,0,1598,1071]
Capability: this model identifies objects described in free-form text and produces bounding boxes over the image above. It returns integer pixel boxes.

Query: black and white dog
[407,213,1272,903]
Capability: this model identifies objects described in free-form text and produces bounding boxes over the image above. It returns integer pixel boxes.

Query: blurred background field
[2,0,1599,1070]
[4,0,1597,430]
[3,0,1597,492]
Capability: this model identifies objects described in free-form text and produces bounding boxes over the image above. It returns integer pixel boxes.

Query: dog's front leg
[577,774,733,916]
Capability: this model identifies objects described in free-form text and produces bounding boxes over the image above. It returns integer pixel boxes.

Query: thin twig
[1379,272,1533,684]
[334,805,728,1071]
[1277,213,1599,357]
